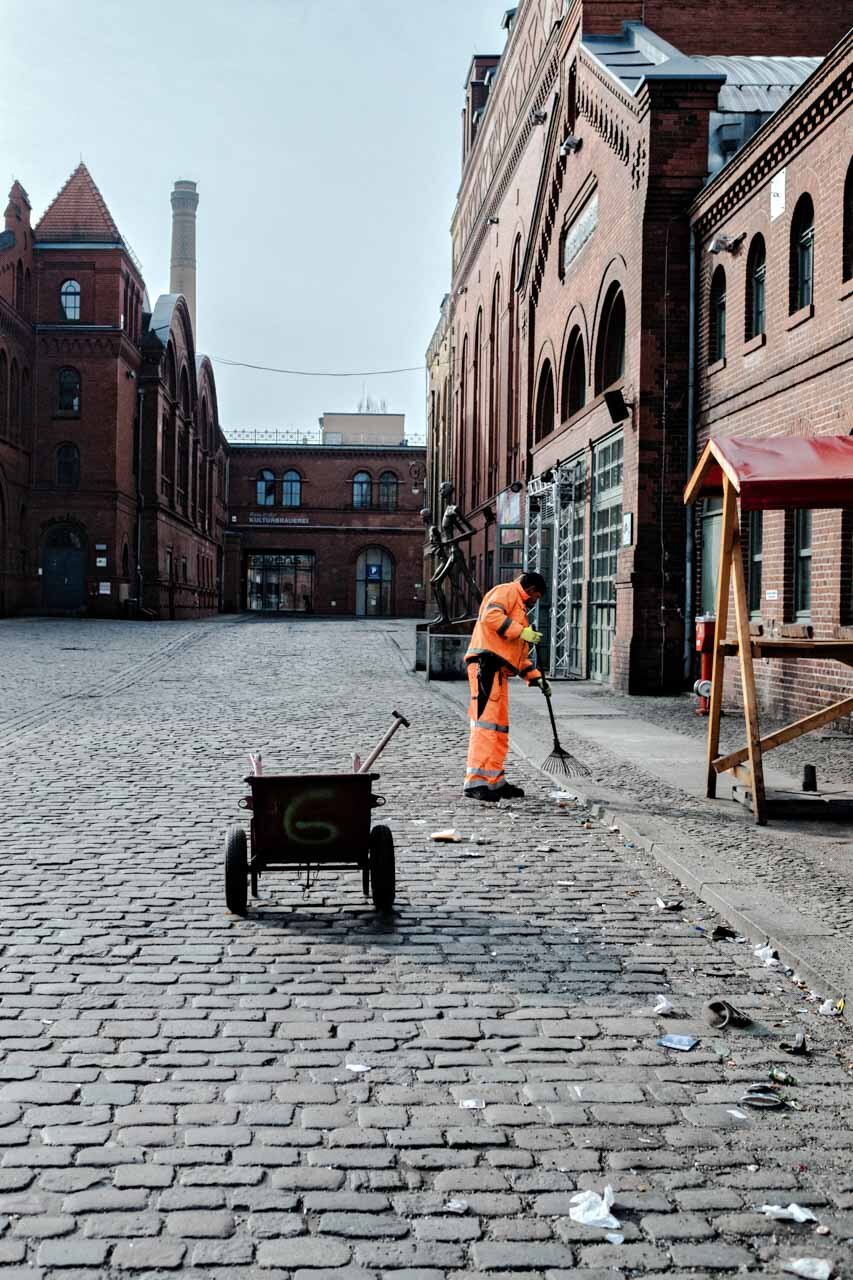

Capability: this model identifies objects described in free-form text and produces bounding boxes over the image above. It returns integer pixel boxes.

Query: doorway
[588,434,623,682]
[43,525,86,612]
[356,548,393,617]
[246,553,315,612]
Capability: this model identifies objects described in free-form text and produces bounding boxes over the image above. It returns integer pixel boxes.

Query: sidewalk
[424,666,853,1005]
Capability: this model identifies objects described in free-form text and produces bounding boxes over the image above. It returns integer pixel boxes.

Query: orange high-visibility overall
[463,579,542,795]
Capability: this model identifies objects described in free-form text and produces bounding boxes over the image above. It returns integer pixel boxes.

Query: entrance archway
[43,524,86,612]
[356,547,393,617]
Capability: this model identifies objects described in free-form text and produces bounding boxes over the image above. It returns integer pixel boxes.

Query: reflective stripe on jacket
[465,579,542,685]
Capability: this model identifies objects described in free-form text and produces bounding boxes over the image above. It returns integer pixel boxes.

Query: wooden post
[731,507,767,824]
[705,479,736,798]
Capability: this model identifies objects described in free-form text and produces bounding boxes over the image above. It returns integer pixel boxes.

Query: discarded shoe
[463,787,501,803]
[704,999,752,1029]
[498,782,525,799]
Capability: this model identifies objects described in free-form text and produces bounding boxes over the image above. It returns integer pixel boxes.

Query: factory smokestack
[170,179,198,340]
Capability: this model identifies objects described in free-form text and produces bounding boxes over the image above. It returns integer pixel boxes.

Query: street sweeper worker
[463,571,551,802]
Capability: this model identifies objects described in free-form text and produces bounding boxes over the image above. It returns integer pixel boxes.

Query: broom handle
[534,645,562,743]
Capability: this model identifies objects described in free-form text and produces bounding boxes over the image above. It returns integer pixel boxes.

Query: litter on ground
[430,829,463,843]
[757,1203,818,1223]
[658,1034,699,1051]
[568,1185,621,1230]
[781,1259,833,1279]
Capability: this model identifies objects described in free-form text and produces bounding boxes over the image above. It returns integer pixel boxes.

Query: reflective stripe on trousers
[463,662,510,793]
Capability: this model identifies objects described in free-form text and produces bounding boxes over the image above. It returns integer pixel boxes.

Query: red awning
[684,435,853,511]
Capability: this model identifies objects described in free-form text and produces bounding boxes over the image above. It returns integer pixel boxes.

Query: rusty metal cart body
[224,771,395,915]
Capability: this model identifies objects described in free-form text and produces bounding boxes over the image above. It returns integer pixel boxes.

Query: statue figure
[436,480,482,622]
[420,507,451,625]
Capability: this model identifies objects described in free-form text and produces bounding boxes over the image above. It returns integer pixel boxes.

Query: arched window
[56,443,80,489]
[9,361,19,435]
[23,269,31,317]
[560,325,586,420]
[282,469,302,508]
[471,308,483,505]
[58,368,81,414]
[0,352,7,434]
[352,471,372,509]
[534,360,555,444]
[60,279,81,321]
[165,345,177,399]
[378,471,399,512]
[709,266,727,363]
[457,335,468,505]
[789,193,814,313]
[488,276,500,490]
[745,235,766,340]
[843,160,853,283]
[594,283,626,393]
[506,236,522,487]
[15,261,23,311]
[256,469,275,506]
[356,547,394,617]
[179,368,191,417]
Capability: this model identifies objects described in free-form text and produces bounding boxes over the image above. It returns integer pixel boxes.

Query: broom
[535,648,590,779]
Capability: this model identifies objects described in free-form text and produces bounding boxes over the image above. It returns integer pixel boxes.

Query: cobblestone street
[0,615,851,1280]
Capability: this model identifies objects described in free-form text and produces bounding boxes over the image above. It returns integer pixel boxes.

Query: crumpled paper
[568,1184,621,1230]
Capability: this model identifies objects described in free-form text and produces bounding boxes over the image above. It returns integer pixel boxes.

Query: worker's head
[519,570,547,604]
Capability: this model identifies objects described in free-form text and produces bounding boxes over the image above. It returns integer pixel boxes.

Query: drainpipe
[683,225,698,682]
[136,386,145,615]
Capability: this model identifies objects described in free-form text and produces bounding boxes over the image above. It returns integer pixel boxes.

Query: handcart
[224,711,409,916]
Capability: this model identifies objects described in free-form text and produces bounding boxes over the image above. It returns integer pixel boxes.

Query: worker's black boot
[498,782,525,799]
[463,786,501,803]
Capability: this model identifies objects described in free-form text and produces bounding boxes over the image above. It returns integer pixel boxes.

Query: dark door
[43,526,86,611]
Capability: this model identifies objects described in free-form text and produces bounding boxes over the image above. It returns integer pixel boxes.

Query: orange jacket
[465,579,542,683]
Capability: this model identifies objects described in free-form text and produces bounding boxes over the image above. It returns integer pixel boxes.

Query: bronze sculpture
[421,480,483,624]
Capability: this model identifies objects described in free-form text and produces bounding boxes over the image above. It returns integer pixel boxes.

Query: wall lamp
[530,109,547,125]
[709,232,746,254]
[560,134,582,156]
[604,388,633,425]
[509,480,523,493]
[457,286,468,296]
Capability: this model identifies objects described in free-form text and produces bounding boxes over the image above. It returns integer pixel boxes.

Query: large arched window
[560,325,586,421]
[843,160,853,283]
[534,360,555,445]
[256,469,275,506]
[60,279,81,321]
[745,235,766,340]
[56,443,80,489]
[15,261,23,312]
[378,470,399,512]
[352,471,372,509]
[179,367,191,417]
[709,266,727,363]
[23,269,31,318]
[594,283,626,393]
[356,547,394,617]
[282,469,302,508]
[165,345,177,399]
[58,367,81,414]
[789,193,814,313]
[471,308,483,505]
[488,276,500,491]
[9,361,19,435]
[506,237,522,487]
[0,352,7,434]
[457,335,468,504]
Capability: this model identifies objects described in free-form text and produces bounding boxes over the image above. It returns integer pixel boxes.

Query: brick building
[0,165,227,619]
[429,0,851,697]
[222,418,427,617]
[691,31,853,723]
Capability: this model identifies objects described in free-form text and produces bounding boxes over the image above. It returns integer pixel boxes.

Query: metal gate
[589,434,623,682]
[525,456,587,679]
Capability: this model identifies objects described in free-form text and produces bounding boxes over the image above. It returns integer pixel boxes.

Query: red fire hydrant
[694,615,716,716]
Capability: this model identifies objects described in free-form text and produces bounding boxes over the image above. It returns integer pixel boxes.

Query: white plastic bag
[568,1185,621,1230]
[653,995,674,1015]
[782,1260,833,1280]
[758,1203,817,1224]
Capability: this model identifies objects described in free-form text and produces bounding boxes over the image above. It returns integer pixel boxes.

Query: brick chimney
[170,179,199,340]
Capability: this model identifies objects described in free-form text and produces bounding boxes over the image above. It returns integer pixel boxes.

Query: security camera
[560,134,582,156]
[487,216,499,225]
[709,232,746,254]
[530,109,547,125]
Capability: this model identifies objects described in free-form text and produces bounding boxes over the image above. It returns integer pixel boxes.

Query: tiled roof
[35,163,122,242]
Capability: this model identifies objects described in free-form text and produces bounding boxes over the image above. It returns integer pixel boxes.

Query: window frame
[594,283,626,394]
[793,508,812,620]
[377,470,399,512]
[282,469,302,508]
[745,235,766,340]
[60,279,81,322]
[58,367,81,415]
[256,468,276,507]
[747,510,763,617]
[789,194,815,313]
[352,471,372,509]
[56,442,81,490]
[709,266,727,363]
[560,325,586,421]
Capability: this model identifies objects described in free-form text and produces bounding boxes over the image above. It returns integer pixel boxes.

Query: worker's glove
[520,626,542,644]
[532,676,552,697]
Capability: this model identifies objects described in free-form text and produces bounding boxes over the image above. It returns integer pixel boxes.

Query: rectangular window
[498,526,524,583]
[794,508,812,619]
[700,496,723,616]
[747,510,763,616]
[797,230,814,309]
[752,263,766,336]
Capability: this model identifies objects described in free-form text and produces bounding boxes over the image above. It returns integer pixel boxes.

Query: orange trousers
[464,661,510,794]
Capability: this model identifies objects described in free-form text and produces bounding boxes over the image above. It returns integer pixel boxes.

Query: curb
[411,659,847,1012]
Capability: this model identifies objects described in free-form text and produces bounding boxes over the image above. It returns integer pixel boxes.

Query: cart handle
[357,710,410,774]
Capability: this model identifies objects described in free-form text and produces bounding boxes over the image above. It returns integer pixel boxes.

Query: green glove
[533,676,552,697]
[520,626,542,643]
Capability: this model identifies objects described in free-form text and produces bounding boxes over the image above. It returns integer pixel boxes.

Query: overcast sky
[1,0,507,440]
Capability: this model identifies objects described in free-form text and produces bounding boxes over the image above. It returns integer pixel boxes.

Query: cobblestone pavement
[0,614,851,1280]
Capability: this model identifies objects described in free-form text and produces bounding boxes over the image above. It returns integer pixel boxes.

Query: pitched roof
[35,163,123,242]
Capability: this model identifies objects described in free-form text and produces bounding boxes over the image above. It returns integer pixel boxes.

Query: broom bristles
[542,745,590,778]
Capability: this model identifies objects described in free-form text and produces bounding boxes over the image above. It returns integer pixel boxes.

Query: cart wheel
[369,825,395,913]
[225,826,248,916]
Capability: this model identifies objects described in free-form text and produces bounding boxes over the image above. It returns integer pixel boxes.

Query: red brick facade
[691,32,853,725]
[430,0,851,701]
[222,445,427,618]
[0,165,227,620]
